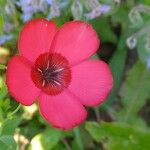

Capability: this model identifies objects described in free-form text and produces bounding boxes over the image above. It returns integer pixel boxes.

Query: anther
[52,68,64,73]
[42,80,46,87]
[52,80,61,86]
[46,60,50,70]
[37,68,42,73]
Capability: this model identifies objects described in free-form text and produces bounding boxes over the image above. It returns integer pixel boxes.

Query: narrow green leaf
[90,17,118,44]
[0,77,8,100]
[103,33,127,108]
[0,14,3,34]
[73,127,84,150]
[137,34,150,63]
[117,61,150,124]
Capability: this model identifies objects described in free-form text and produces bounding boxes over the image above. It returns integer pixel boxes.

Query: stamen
[37,68,42,73]
[52,80,61,86]
[42,80,46,87]
[52,68,64,73]
[31,53,71,95]
[46,60,50,70]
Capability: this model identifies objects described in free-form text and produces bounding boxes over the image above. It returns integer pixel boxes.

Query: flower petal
[51,21,99,65]
[68,60,113,106]
[18,18,57,62]
[6,56,40,106]
[39,91,87,130]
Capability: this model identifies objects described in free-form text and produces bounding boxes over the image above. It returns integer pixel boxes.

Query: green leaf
[0,0,7,7]
[117,61,150,124]
[29,127,61,150]
[0,77,8,100]
[90,17,118,44]
[0,98,11,114]
[73,127,84,150]
[0,135,16,150]
[86,121,150,150]
[0,64,6,70]
[51,143,65,150]
[1,118,20,135]
[103,33,128,108]
[137,34,150,63]
[0,14,3,34]
[140,0,150,6]
[111,4,129,28]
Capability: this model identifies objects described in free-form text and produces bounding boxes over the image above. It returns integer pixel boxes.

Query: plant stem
[61,138,72,150]
[7,104,22,119]
[73,127,84,150]
[94,107,101,122]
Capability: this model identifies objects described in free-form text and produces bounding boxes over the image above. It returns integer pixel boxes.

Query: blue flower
[47,0,53,5]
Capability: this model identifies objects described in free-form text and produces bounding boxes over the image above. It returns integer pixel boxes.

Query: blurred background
[1,0,150,150]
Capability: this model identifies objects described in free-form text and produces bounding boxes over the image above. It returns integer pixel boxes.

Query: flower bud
[71,0,83,20]
[126,36,137,50]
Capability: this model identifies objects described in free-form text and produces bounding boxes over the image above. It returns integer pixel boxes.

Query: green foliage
[104,34,127,107]
[0,118,21,135]
[102,2,131,108]
[117,61,150,125]
[29,127,61,150]
[137,34,150,63]
[0,65,6,70]
[73,127,84,150]
[0,14,4,34]
[0,135,16,150]
[0,77,7,100]
[86,121,150,150]
[0,0,6,7]
[90,17,118,44]
[111,4,129,27]
[0,118,20,150]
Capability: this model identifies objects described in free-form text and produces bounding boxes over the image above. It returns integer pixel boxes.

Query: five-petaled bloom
[6,18,113,130]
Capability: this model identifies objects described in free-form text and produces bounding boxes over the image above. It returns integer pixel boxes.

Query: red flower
[6,19,113,130]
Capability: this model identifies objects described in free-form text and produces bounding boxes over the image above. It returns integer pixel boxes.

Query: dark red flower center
[31,53,71,95]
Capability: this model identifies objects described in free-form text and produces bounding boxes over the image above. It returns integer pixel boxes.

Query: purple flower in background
[31,0,48,12]
[100,5,111,14]
[47,1,61,19]
[146,58,150,69]
[85,5,111,20]
[47,0,53,5]
[17,0,48,22]
[84,0,111,20]
[17,0,34,22]
[0,35,13,45]
[47,0,69,19]
[22,6,34,22]
[17,0,69,21]
[3,23,14,32]
[58,0,69,9]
